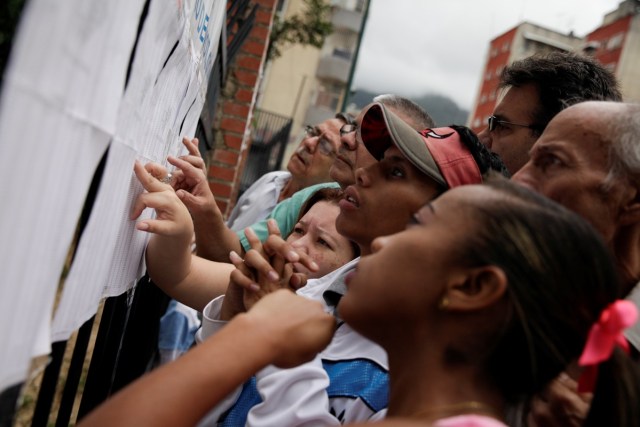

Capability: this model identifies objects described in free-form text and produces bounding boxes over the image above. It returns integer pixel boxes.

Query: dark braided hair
[449,124,511,178]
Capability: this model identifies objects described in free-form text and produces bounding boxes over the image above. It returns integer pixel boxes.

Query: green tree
[267,0,333,60]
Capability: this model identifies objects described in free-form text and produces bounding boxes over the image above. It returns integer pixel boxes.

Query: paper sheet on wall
[0,0,226,391]
[53,0,225,340]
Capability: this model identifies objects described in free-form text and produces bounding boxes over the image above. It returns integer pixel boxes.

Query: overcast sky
[351,0,622,110]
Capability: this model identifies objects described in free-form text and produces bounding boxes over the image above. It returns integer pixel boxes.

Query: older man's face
[287,117,342,186]
[513,104,632,243]
[330,108,375,189]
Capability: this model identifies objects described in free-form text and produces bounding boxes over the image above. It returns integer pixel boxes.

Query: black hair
[449,124,511,179]
[450,178,640,427]
[585,347,640,427]
[335,112,356,126]
[500,51,622,135]
[373,94,435,130]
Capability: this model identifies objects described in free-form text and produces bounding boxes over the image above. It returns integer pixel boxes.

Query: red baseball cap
[360,102,482,189]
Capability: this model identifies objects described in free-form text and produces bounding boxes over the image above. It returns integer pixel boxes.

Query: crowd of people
[79,50,640,427]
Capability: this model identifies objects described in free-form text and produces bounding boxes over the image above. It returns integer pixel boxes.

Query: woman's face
[338,186,485,339]
[336,145,441,253]
[286,201,356,279]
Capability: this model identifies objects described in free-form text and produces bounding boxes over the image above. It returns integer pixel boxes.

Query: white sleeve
[625,282,640,350]
[246,356,340,427]
[195,295,227,344]
[194,295,241,427]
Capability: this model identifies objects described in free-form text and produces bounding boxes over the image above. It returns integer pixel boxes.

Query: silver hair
[335,111,356,125]
[603,103,640,190]
[372,94,435,130]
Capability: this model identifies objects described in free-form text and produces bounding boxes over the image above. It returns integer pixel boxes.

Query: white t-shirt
[625,281,640,350]
[196,258,389,426]
[226,171,291,232]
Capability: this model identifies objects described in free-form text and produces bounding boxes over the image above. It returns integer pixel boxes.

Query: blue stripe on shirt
[322,359,389,412]
[219,358,389,425]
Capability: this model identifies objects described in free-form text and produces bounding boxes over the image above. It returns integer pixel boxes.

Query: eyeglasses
[340,123,357,136]
[303,125,335,156]
[487,115,537,132]
[304,125,319,138]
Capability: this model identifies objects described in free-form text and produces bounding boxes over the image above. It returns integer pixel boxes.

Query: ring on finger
[161,173,173,184]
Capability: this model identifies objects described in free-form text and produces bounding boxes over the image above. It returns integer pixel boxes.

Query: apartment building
[468,0,640,135]
[585,0,640,102]
[257,0,368,151]
[468,22,582,134]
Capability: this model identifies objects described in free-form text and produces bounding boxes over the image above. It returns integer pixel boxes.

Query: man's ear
[620,185,640,226]
[445,266,507,312]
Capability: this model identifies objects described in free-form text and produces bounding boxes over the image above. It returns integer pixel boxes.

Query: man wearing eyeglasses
[330,94,435,189]
[168,95,432,264]
[157,113,351,365]
[509,101,640,427]
[478,51,621,174]
[226,114,350,231]
[155,95,435,381]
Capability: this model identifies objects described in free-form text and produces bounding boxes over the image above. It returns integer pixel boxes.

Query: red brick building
[468,0,640,135]
[586,0,640,102]
[206,0,279,216]
[468,22,581,134]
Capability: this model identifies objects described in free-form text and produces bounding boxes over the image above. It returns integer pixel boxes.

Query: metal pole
[340,0,371,111]
[291,74,308,117]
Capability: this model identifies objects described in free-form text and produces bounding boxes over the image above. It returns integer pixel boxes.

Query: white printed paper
[0,0,226,391]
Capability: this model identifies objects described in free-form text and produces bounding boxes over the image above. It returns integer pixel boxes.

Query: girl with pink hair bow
[80,179,640,427]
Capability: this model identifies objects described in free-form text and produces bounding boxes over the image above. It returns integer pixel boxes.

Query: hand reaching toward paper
[221,220,318,320]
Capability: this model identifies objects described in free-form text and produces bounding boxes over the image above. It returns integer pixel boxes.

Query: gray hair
[603,103,640,189]
[373,94,435,130]
[335,111,356,125]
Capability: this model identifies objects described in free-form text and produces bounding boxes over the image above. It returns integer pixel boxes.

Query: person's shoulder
[271,181,339,212]
[251,170,291,187]
[624,281,640,352]
[299,258,359,300]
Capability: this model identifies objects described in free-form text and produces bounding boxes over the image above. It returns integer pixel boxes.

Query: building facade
[585,0,640,102]
[468,22,582,134]
[468,0,640,135]
[256,0,368,154]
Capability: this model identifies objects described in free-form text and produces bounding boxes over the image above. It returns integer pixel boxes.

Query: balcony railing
[331,5,362,32]
[316,54,350,82]
[239,108,293,195]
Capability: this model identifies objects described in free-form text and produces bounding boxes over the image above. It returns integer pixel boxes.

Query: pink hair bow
[577,300,638,393]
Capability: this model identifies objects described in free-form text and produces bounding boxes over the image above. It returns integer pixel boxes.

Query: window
[607,33,624,50]
[333,47,352,60]
[315,82,343,110]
